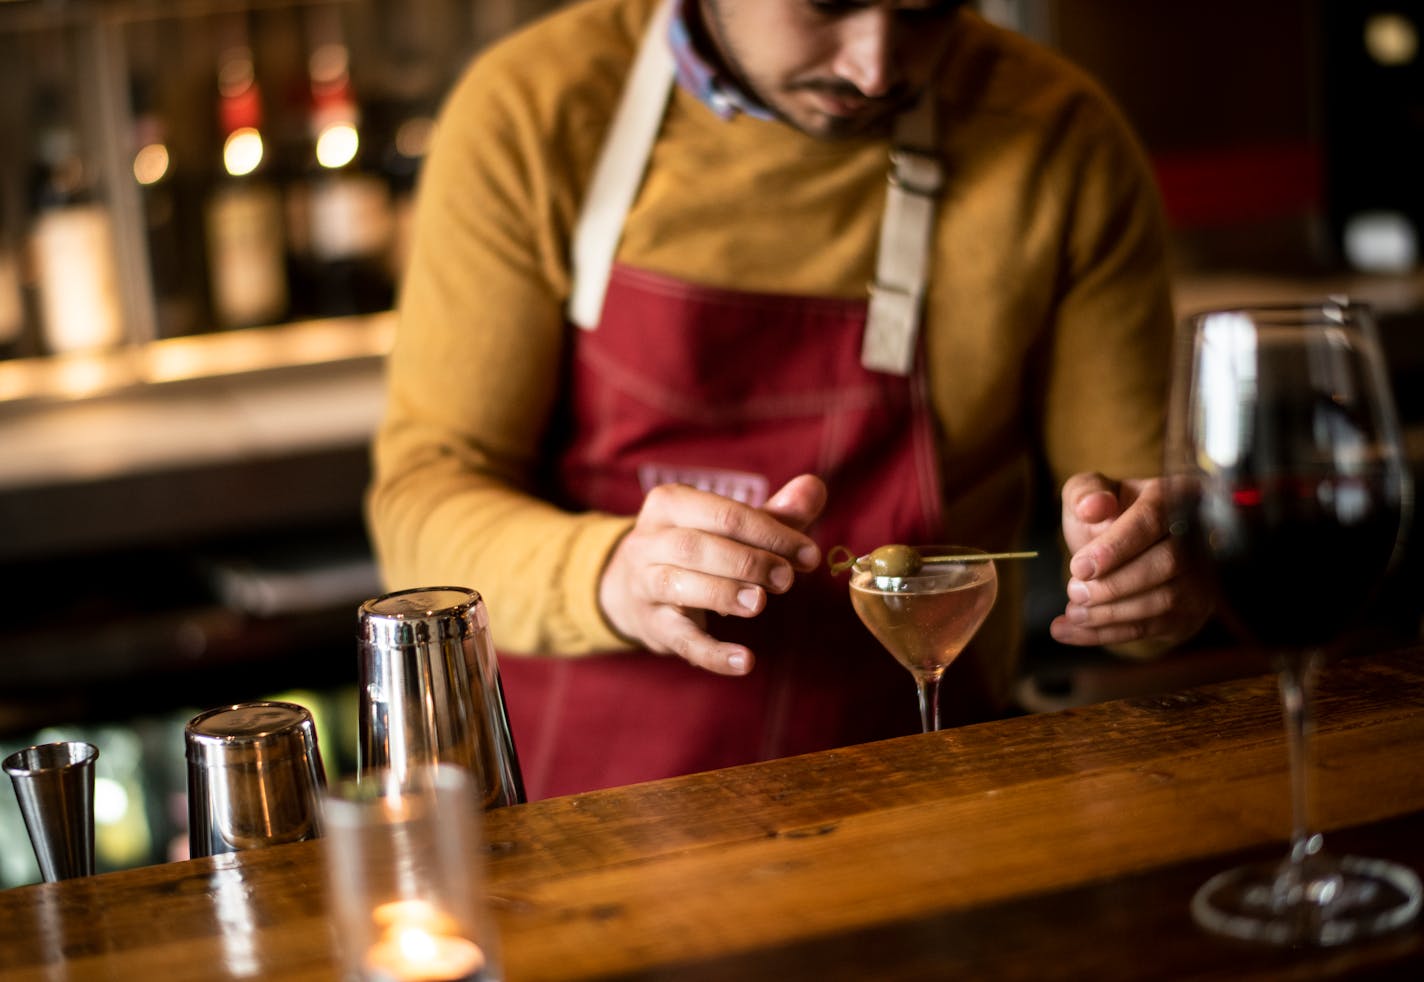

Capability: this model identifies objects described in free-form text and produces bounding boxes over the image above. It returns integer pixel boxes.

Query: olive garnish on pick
[827,544,1038,576]
[867,544,922,577]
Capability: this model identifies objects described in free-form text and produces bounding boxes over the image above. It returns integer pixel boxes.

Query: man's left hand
[1049,472,1211,650]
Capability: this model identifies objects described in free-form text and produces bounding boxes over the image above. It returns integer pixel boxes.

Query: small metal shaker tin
[185,701,327,857]
[357,586,525,809]
[3,741,99,882]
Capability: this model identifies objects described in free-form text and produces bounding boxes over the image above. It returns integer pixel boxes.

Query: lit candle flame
[366,901,484,981]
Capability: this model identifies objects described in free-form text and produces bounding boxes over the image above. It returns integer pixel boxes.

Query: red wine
[1175,473,1403,649]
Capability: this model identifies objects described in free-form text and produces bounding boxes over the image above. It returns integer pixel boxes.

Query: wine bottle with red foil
[284,5,394,320]
[203,17,290,330]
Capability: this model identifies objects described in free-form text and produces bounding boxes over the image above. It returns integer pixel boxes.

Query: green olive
[867,544,922,577]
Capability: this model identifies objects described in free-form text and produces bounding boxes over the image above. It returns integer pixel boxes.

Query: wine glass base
[1192,854,1422,946]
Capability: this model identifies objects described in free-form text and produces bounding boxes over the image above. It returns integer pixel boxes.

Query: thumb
[1061,472,1122,528]
[764,473,827,531]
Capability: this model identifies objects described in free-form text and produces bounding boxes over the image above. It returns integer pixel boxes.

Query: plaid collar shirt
[668,0,778,122]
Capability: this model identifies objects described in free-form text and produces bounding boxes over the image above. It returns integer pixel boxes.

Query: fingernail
[738,587,762,611]
[1067,580,1090,604]
[1070,554,1097,580]
[796,545,819,568]
[727,652,749,673]
[770,566,793,591]
[1067,604,1090,624]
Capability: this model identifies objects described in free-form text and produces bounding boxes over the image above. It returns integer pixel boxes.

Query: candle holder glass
[323,764,500,982]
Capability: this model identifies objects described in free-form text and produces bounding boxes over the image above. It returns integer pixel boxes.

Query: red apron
[499,263,947,799]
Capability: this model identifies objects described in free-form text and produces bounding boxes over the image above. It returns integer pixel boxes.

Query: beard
[695,0,921,140]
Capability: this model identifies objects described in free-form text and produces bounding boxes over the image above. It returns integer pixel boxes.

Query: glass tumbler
[323,764,501,982]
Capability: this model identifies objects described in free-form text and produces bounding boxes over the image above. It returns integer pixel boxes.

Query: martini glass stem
[915,675,942,733]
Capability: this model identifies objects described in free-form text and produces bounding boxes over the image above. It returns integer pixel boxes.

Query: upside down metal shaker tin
[357,586,525,809]
[185,701,327,858]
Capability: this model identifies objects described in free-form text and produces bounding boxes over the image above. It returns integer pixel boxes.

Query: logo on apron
[637,463,769,507]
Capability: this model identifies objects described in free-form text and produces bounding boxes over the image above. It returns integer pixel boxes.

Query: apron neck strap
[861,96,942,376]
[568,0,676,329]
[567,0,945,377]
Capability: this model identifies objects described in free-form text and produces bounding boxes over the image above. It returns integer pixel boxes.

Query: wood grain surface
[1,647,1421,981]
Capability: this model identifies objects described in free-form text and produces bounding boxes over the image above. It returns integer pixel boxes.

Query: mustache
[788,79,912,106]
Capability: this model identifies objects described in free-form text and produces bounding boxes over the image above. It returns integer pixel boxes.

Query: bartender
[368,0,1210,799]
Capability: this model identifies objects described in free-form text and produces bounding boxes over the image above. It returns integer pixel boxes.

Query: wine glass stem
[1280,650,1323,881]
[916,676,942,733]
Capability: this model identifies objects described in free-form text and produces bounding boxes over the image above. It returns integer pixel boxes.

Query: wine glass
[1166,299,1422,945]
[849,545,998,732]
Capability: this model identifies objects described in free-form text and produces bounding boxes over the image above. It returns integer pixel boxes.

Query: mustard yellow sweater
[369,0,1174,689]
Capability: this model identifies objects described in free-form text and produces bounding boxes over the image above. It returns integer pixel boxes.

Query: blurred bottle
[360,0,472,290]
[365,1,448,288]
[0,195,25,360]
[378,103,436,287]
[130,78,207,339]
[204,19,290,330]
[26,84,125,356]
[285,6,394,319]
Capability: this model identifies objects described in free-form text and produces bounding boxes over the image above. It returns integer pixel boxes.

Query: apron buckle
[863,282,924,376]
[888,149,944,198]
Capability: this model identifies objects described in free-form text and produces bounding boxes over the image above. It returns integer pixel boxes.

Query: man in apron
[369,0,1210,799]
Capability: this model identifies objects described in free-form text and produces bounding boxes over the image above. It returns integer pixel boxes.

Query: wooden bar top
[2,646,1422,980]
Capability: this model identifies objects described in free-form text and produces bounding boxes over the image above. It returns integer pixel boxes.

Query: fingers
[643,482,821,573]
[1061,472,1123,530]
[598,475,827,676]
[644,526,798,598]
[633,556,777,624]
[628,478,819,612]
[1054,475,1212,649]
[1050,566,1186,647]
[1049,608,1173,648]
[764,474,828,540]
[648,606,755,676]
[1049,577,1209,648]
[1066,478,1166,581]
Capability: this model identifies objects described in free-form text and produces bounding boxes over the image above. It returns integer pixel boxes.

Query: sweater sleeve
[366,47,633,656]
[1037,89,1175,490]
[1035,87,1177,660]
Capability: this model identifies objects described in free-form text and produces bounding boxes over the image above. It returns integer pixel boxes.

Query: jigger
[3,741,99,882]
[358,586,525,809]
[185,701,327,858]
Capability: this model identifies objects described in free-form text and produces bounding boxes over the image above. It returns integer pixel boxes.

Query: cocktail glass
[849,545,998,732]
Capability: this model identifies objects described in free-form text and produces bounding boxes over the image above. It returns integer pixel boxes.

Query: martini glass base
[1191,854,1422,946]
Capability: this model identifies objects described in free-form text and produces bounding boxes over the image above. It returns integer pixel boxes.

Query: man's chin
[793,110,895,141]
[778,93,906,140]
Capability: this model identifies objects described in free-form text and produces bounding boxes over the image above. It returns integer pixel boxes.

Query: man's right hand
[597,474,827,676]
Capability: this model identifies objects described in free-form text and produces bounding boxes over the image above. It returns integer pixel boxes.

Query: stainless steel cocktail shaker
[357,586,524,809]
[185,700,327,857]
[3,741,99,882]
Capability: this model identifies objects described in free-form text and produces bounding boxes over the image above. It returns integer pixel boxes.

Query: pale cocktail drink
[847,546,998,732]
[851,565,996,677]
